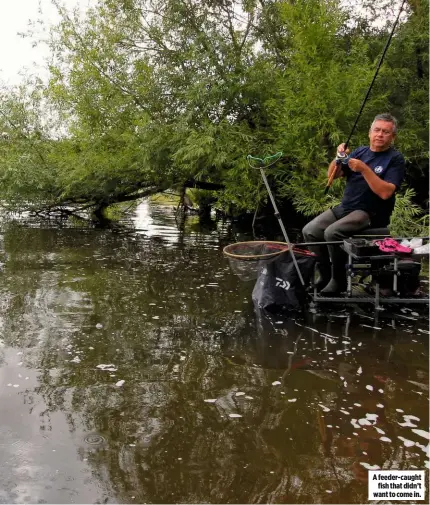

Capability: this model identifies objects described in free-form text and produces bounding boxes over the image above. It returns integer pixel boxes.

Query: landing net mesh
[223,241,293,281]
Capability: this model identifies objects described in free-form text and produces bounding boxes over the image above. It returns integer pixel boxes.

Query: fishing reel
[335,151,350,165]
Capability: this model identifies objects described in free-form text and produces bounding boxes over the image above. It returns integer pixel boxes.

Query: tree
[0,0,427,231]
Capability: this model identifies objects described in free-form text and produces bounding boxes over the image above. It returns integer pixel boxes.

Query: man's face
[369,120,396,152]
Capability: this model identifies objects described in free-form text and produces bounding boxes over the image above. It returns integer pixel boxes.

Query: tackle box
[342,238,383,257]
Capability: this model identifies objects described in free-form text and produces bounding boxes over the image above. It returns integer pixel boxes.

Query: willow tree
[0,0,427,230]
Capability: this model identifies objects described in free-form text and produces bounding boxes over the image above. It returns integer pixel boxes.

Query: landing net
[223,241,306,281]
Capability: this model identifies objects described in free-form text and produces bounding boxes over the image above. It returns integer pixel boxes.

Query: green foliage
[0,0,427,226]
[389,187,429,237]
[273,165,344,217]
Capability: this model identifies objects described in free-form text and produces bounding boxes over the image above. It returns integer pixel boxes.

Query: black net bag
[223,241,291,281]
[252,250,316,312]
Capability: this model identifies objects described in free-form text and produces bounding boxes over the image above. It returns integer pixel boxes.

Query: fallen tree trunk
[184,180,225,191]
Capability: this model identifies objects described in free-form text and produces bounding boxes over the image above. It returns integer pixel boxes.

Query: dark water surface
[0,202,428,504]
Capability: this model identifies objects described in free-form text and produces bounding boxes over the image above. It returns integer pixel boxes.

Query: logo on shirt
[374,166,384,174]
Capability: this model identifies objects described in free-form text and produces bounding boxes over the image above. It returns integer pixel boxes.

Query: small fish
[407,380,429,391]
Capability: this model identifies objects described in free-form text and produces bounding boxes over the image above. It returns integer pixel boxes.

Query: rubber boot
[320,265,347,295]
[320,276,347,295]
[314,262,332,291]
[320,245,347,295]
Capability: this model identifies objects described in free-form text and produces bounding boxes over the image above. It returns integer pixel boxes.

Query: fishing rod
[324,0,407,194]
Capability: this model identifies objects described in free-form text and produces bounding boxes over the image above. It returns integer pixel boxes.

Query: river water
[0,201,428,504]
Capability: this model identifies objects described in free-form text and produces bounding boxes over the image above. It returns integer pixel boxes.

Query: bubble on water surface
[84,434,105,445]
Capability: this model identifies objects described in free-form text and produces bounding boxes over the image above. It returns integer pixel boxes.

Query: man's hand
[337,143,350,155]
[348,158,368,173]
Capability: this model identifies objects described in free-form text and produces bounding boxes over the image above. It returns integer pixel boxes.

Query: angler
[300,0,408,295]
[302,113,405,295]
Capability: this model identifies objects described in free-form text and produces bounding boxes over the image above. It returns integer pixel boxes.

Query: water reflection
[0,201,428,504]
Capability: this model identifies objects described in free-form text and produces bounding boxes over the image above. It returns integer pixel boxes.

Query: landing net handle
[247,153,305,286]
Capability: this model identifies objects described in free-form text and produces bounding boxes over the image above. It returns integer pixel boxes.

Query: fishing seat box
[342,238,382,257]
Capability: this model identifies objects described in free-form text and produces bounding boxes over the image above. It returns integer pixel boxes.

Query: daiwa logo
[374,166,384,174]
[275,277,291,291]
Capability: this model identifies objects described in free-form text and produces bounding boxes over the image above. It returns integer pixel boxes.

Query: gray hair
[371,113,398,134]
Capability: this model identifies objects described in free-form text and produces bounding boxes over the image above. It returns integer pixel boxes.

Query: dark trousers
[302,209,371,279]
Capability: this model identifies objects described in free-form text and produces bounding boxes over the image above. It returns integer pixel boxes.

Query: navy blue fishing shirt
[334,146,405,227]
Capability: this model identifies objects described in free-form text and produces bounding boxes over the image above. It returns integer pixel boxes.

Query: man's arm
[348,159,396,200]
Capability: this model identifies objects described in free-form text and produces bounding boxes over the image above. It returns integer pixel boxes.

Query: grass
[149,192,181,206]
